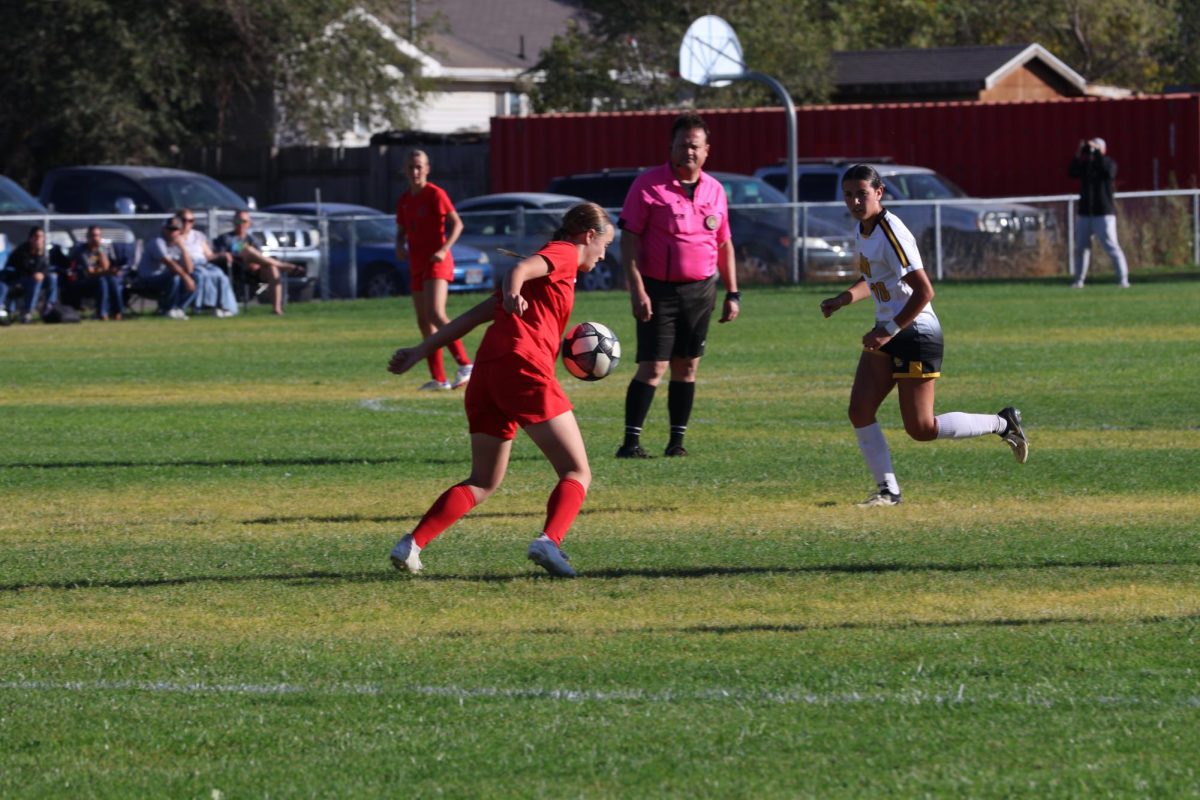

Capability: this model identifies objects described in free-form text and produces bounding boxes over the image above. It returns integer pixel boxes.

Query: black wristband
[726,291,741,302]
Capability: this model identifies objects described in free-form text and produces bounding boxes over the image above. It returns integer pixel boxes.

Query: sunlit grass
[2,280,1199,797]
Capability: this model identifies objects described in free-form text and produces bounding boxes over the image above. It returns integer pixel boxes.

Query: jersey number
[869,281,891,302]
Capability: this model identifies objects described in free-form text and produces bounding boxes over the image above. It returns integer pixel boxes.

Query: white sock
[854,423,900,495]
[935,412,1003,439]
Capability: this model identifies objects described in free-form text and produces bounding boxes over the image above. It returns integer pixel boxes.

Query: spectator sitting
[175,209,238,317]
[213,211,304,316]
[3,226,60,323]
[132,220,195,319]
[69,225,124,320]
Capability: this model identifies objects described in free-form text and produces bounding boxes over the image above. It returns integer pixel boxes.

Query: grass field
[2,278,1198,798]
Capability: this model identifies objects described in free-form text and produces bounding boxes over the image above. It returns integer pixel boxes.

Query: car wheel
[579,261,615,291]
[362,264,398,298]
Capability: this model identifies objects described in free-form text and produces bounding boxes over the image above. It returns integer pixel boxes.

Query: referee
[615,113,740,458]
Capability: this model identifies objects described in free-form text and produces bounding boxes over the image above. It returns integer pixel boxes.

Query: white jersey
[180,229,211,266]
[854,209,935,325]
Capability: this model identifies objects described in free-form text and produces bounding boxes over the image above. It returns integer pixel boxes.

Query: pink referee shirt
[618,163,731,283]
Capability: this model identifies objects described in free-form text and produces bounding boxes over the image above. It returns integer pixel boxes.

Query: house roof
[407,0,590,72]
[832,44,1087,98]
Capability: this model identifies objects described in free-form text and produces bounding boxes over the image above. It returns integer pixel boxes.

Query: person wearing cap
[614,112,740,459]
[132,219,196,319]
[1068,137,1130,289]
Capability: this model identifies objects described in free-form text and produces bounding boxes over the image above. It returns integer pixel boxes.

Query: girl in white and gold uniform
[820,164,1028,506]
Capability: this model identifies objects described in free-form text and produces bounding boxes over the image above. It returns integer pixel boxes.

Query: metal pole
[1193,190,1199,266]
[933,202,943,281]
[319,217,331,300]
[800,204,808,282]
[1066,199,1075,278]
[347,217,358,298]
[711,71,798,282]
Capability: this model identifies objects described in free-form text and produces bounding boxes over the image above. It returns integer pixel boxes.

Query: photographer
[1068,137,1130,289]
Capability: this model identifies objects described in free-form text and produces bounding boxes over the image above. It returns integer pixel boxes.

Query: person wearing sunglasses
[174,209,238,317]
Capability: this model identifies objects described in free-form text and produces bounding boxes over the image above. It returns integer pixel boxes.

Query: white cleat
[451,363,473,389]
[856,489,902,508]
[389,534,423,573]
[418,380,451,391]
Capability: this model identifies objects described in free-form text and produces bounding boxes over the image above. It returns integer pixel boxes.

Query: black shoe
[664,444,688,457]
[615,444,651,459]
[997,407,1028,464]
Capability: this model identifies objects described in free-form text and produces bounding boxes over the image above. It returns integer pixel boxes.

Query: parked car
[455,192,622,291]
[263,202,492,298]
[545,169,856,281]
[753,161,1055,266]
[1,174,137,271]
[38,166,321,297]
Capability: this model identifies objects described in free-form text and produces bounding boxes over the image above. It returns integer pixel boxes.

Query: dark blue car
[263,202,492,298]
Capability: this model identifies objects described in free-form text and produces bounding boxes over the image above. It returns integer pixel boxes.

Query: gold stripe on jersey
[858,254,872,278]
[878,216,911,268]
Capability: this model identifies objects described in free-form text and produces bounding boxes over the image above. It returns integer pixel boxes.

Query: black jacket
[5,241,52,278]
[1068,153,1118,216]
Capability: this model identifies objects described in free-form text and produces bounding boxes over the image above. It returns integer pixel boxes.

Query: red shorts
[410,252,455,292]
[464,354,573,440]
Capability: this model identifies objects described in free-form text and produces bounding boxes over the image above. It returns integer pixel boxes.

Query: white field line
[2,679,1198,708]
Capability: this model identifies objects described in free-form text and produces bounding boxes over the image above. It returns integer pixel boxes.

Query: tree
[0,0,433,188]
[531,0,1196,115]
[529,0,835,113]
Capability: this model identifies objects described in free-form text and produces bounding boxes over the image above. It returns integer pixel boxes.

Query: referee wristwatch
[726,291,741,303]
[881,319,901,336]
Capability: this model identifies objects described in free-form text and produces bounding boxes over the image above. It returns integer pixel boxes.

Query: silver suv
[754,161,1054,271]
[38,166,321,290]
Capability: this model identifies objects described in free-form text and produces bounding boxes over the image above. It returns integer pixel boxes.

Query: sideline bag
[42,303,82,324]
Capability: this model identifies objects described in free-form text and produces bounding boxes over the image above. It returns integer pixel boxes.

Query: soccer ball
[562,321,621,381]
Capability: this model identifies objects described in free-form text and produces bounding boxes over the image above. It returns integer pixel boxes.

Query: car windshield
[0,176,45,213]
[350,215,397,242]
[883,172,966,200]
[548,178,633,209]
[142,175,247,210]
[721,177,789,206]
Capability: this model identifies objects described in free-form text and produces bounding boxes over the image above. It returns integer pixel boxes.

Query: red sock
[449,339,470,367]
[412,484,477,548]
[426,348,447,383]
[542,478,586,545]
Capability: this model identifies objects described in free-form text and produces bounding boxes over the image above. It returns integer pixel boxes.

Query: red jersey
[396,182,456,268]
[474,241,579,372]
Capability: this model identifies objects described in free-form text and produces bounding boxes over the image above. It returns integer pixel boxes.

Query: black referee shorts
[635,275,717,362]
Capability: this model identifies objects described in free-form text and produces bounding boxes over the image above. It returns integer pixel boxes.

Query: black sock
[667,380,695,448]
[623,379,656,447]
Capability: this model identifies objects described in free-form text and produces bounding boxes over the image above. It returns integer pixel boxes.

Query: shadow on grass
[0,456,473,470]
[238,505,680,526]
[669,611,1200,634]
[4,558,1194,594]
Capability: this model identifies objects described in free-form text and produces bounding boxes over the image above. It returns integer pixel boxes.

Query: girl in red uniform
[387,203,615,577]
[395,149,473,390]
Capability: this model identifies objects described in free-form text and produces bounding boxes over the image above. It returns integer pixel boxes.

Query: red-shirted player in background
[386,203,615,578]
[395,149,474,390]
